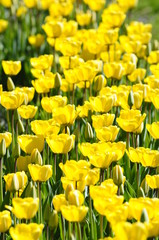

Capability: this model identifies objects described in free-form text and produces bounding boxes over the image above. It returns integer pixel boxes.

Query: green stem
[0,157,3,209]
[77,222,82,240]
[38,182,42,223]
[54,154,56,181]
[68,221,71,240]
[126,132,130,149]
[11,110,15,153]
[100,214,103,239]
[46,225,49,240]
[89,191,93,240]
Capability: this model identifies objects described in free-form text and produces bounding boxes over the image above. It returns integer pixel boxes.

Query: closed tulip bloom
[28,164,52,182]
[116,109,146,133]
[117,0,138,10]
[60,56,84,70]
[30,54,53,70]
[15,87,35,103]
[31,119,60,138]
[76,11,91,26]
[61,177,86,192]
[151,91,159,109]
[42,21,63,38]
[99,28,119,45]
[2,60,21,75]
[47,134,75,154]
[6,197,39,219]
[24,0,37,8]
[4,171,28,192]
[68,190,84,206]
[95,126,120,142]
[10,223,44,240]
[1,91,25,110]
[102,10,126,29]
[41,95,67,113]
[52,194,68,212]
[89,95,116,113]
[57,38,81,57]
[146,175,159,189]
[113,222,148,240]
[86,0,105,11]
[0,19,8,33]
[85,168,100,186]
[0,210,12,232]
[128,68,146,83]
[147,51,159,64]
[132,91,143,109]
[0,132,12,148]
[17,105,37,119]
[18,135,44,154]
[92,114,115,129]
[103,62,125,80]
[146,122,159,139]
[28,34,44,47]
[61,205,88,222]
[52,104,76,125]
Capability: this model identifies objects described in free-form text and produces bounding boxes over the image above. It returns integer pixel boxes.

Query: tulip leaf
[125,180,136,198]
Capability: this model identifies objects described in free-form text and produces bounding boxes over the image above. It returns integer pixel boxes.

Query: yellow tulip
[42,21,63,38]
[117,0,138,10]
[28,34,44,47]
[147,122,159,139]
[132,91,143,109]
[62,20,78,37]
[17,155,31,172]
[2,60,21,75]
[52,104,76,125]
[6,197,39,219]
[18,135,44,153]
[74,62,98,82]
[68,190,84,206]
[89,95,116,113]
[103,62,125,80]
[0,132,12,148]
[76,101,93,118]
[61,205,88,222]
[61,177,86,192]
[85,168,100,186]
[17,105,38,119]
[1,91,25,110]
[113,222,148,240]
[59,160,90,181]
[99,28,119,45]
[4,171,28,192]
[15,87,35,102]
[102,10,126,29]
[76,11,91,26]
[52,194,68,212]
[10,223,44,240]
[95,126,120,142]
[92,114,115,129]
[86,0,105,11]
[31,119,60,137]
[148,51,159,64]
[0,19,8,33]
[30,54,53,70]
[57,38,81,57]
[41,95,67,113]
[116,109,146,133]
[49,1,73,17]
[60,56,84,70]
[16,6,27,17]
[146,175,159,189]
[128,68,146,83]
[0,210,11,233]
[28,164,52,182]
[0,0,12,7]
[24,0,37,8]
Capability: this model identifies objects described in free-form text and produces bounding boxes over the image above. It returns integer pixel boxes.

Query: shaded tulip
[2,60,21,75]
[17,155,31,172]
[0,19,8,33]
[42,21,63,38]
[28,164,52,182]
[146,122,159,139]
[0,132,12,148]
[10,223,44,240]
[4,171,28,192]
[61,205,88,222]
[0,210,12,232]
[76,11,91,26]
[52,194,68,212]
[41,95,67,113]
[128,68,146,83]
[30,54,53,70]
[18,135,44,154]
[17,105,37,119]
[146,175,159,189]
[6,197,39,219]
[15,87,35,102]
[28,34,44,47]
[61,177,86,192]
[47,134,75,154]
[85,168,100,186]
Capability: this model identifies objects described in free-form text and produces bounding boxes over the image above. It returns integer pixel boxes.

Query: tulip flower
[17,105,38,119]
[1,91,25,110]
[0,132,12,148]
[6,197,39,219]
[10,223,44,240]
[52,104,76,125]
[2,60,21,76]
[31,119,60,137]
[61,205,88,222]
[89,95,116,113]
[14,87,35,102]
[95,126,120,142]
[4,171,28,192]
[92,114,115,129]
[0,19,8,33]
[28,34,44,48]
[146,175,159,189]
[18,135,44,153]
[41,95,67,113]
[76,11,91,26]
[30,54,53,70]
[0,210,12,232]
[146,122,159,139]
[53,194,68,212]
[28,164,52,182]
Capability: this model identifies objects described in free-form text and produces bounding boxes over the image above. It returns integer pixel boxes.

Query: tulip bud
[93,75,106,92]
[0,139,6,157]
[13,142,21,158]
[48,210,58,229]
[140,208,149,223]
[18,119,25,134]
[113,165,124,187]
[153,40,159,50]
[68,190,84,207]
[65,183,74,201]
[44,197,51,223]
[11,174,19,192]
[25,181,37,198]
[31,148,43,165]
[84,122,93,141]
[23,94,29,105]
[140,178,149,195]
[128,90,134,108]
[54,73,62,88]
[7,77,15,91]
[147,42,152,56]
[119,183,124,195]
[14,109,20,122]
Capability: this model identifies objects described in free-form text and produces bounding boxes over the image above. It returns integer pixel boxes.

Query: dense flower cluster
[0,0,159,239]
